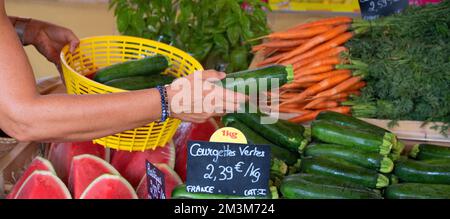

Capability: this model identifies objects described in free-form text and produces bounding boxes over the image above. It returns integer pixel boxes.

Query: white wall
[5,0,116,79]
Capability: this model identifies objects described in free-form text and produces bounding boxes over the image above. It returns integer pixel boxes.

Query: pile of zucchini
[170,110,450,199]
[280,111,450,199]
[92,54,176,90]
[222,111,307,184]
[385,144,450,199]
[281,111,398,199]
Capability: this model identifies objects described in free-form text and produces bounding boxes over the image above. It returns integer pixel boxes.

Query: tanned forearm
[0,2,163,142]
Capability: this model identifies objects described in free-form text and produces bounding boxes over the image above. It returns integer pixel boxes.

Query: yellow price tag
[209,127,248,144]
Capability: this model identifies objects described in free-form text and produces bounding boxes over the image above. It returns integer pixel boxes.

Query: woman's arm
[0,2,244,142]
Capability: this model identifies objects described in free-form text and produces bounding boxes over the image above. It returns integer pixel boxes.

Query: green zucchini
[385,183,450,199]
[93,54,170,83]
[394,159,450,184]
[222,114,299,166]
[409,143,450,160]
[311,120,394,155]
[300,156,389,189]
[230,111,307,153]
[304,143,394,173]
[316,111,389,136]
[103,74,176,90]
[172,184,278,199]
[221,64,294,95]
[280,173,383,199]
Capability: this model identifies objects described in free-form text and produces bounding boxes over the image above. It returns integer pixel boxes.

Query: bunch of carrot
[251,16,368,123]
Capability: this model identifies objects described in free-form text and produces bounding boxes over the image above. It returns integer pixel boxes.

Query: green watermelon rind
[79,174,138,199]
[14,170,72,199]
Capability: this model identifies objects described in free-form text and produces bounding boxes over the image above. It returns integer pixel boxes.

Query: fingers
[201,70,226,82]
[63,29,80,53]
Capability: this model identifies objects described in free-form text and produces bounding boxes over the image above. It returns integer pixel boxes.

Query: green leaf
[132,11,146,35]
[229,47,249,71]
[117,8,131,33]
[239,15,251,33]
[227,25,240,47]
[213,34,229,53]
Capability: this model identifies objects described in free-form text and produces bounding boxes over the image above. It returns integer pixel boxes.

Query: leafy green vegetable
[109,0,270,72]
[343,1,450,135]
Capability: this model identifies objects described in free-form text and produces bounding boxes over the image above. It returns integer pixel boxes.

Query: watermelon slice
[7,156,56,199]
[69,154,119,199]
[173,119,219,181]
[14,170,72,199]
[136,163,182,199]
[48,141,107,184]
[110,141,175,188]
[80,174,137,199]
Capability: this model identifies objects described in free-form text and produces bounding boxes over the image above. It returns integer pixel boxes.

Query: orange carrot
[279,108,312,114]
[336,97,348,102]
[303,96,329,109]
[289,46,348,67]
[294,70,351,84]
[288,106,351,123]
[345,81,366,91]
[268,25,332,40]
[257,39,306,49]
[278,46,299,52]
[280,32,354,65]
[294,65,335,78]
[303,56,343,69]
[297,82,316,88]
[313,76,363,99]
[347,90,361,96]
[261,48,279,57]
[307,90,352,102]
[279,24,350,61]
[280,92,299,99]
[256,52,285,67]
[286,17,353,32]
[309,101,339,110]
[252,44,265,53]
[283,73,352,105]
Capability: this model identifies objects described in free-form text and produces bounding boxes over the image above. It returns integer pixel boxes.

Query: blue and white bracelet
[156,85,170,122]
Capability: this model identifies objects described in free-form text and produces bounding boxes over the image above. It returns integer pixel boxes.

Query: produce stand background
[250,12,450,150]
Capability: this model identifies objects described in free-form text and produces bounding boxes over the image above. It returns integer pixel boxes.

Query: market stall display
[252,1,450,135]
[2,0,449,201]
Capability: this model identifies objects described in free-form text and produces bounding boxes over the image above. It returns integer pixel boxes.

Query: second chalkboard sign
[359,0,409,20]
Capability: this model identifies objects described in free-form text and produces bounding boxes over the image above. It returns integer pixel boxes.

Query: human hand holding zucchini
[91,55,248,123]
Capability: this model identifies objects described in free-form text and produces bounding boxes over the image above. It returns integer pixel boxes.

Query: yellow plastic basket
[60,35,203,151]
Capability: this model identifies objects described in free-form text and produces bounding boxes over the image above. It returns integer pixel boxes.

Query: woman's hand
[167,70,247,123]
[23,19,79,66]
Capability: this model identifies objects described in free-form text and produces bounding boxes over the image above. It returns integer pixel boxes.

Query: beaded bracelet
[156,85,170,122]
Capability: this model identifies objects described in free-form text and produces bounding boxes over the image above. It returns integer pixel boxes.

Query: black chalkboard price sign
[359,0,409,20]
[186,140,271,197]
[146,160,166,199]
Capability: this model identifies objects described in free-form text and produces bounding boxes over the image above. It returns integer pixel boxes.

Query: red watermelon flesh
[111,141,175,188]
[136,163,182,199]
[80,174,137,199]
[14,170,72,199]
[69,154,119,199]
[7,156,56,199]
[174,119,218,181]
[48,141,106,185]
